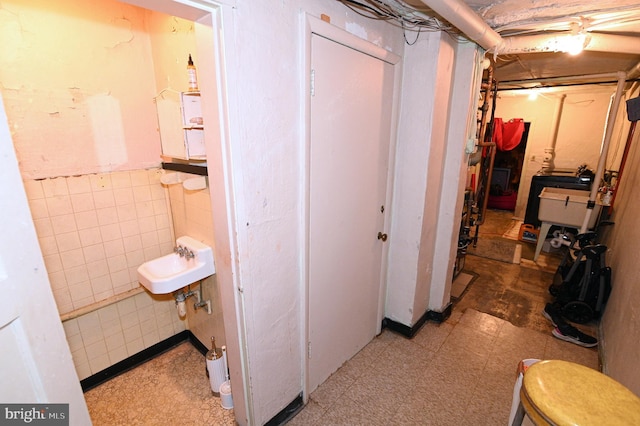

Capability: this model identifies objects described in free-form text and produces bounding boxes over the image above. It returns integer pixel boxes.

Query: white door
[0,96,91,424]
[308,33,395,391]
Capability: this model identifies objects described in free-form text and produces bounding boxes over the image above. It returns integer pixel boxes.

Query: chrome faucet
[174,245,195,259]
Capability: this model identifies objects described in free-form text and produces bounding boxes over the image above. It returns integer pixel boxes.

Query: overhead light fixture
[565,32,587,55]
[528,90,539,101]
[564,22,589,55]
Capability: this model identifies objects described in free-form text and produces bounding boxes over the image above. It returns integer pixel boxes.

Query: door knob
[377,232,388,242]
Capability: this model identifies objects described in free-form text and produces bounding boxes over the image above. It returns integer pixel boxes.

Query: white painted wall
[385,33,480,326]
[386,31,442,326]
[0,0,161,178]
[217,2,406,423]
[149,0,640,413]
[415,33,456,318]
[601,87,640,395]
[428,41,483,314]
[11,0,615,423]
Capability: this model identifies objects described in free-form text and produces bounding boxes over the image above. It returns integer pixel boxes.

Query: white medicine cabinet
[155,90,205,161]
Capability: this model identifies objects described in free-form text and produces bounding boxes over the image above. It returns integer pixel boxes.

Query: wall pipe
[541,94,567,172]
[608,121,637,214]
[499,72,621,88]
[580,71,627,233]
[474,67,496,227]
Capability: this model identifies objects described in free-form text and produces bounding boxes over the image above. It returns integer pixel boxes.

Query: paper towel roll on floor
[206,357,226,396]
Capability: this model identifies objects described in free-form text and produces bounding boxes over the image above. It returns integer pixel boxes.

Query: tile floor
[84,342,236,425]
[288,309,597,425]
[84,209,599,425]
[288,209,599,424]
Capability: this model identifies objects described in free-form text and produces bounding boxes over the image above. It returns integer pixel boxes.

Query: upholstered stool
[511,360,640,425]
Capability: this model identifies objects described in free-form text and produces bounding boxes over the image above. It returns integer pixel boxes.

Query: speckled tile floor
[84,342,235,425]
[289,309,598,425]
[85,210,598,425]
[288,209,599,425]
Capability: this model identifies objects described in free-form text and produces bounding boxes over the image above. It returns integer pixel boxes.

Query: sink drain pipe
[174,281,212,318]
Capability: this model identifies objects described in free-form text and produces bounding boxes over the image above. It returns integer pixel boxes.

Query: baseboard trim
[383,303,452,338]
[265,393,304,426]
[80,330,196,392]
[188,331,208,356]
[427,303,452,323]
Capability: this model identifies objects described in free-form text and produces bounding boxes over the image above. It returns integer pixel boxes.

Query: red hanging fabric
[493,118,524,151]
[493,117,503,146]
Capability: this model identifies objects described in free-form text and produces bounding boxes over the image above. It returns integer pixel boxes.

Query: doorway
[458,120,532,274]
[487,122,530,212]
[305,19,399,394]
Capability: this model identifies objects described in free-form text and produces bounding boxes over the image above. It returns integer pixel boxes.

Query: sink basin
[137,236,215,294]
[538,187,602,228]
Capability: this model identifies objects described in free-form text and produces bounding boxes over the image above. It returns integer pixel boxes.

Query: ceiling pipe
[625,61,640,80]
[499,32,640,55]
[416,0,503,51]
[498,72,622,89]
[584,33,640,55]
[417,0,640,57]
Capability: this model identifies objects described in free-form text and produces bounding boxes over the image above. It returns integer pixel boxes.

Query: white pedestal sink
[137,236,215,294]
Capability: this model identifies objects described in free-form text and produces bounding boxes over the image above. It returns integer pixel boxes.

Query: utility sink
[137,236,215,294]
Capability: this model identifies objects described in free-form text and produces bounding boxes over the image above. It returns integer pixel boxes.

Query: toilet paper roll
[206,357,226,396]
[160,171,182,185]
[182,176,207,190]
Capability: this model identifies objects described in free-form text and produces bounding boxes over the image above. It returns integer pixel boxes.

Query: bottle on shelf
[187,54,199,92]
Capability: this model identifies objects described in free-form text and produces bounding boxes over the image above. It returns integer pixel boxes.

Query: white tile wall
[62,291,185,380]
[24,169,174,314]
[24,168,187,379]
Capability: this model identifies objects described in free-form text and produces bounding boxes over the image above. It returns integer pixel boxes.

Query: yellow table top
[523,360,640,426]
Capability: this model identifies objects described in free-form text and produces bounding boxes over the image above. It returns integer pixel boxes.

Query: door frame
[300,14,402,400]
[122,1,252,423]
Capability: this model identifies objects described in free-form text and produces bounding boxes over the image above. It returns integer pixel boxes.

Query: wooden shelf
[161,162,207,176]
